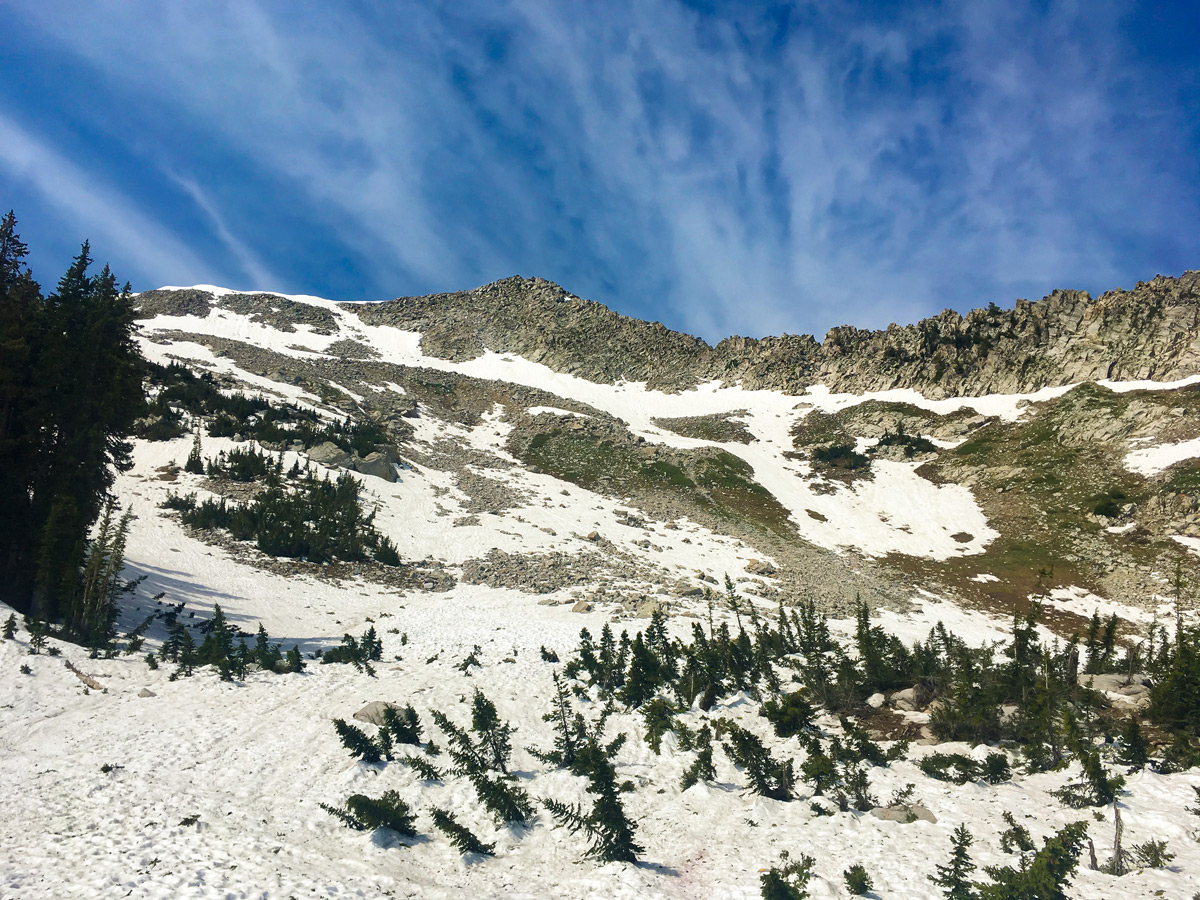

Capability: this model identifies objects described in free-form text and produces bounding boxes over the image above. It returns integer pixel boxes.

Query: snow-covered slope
[135,288,1016,563]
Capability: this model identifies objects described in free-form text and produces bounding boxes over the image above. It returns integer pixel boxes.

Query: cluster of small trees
[165,468,400,566]
[929,820,1094,900]
[139,359,388,456]
[875,424,938,457]
[320,627,384,675]
[155,604,304,680]
[324,681,644,864]
[810,443,869,472]
[292,578,1198,891]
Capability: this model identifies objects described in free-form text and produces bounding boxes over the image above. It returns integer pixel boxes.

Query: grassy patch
[652,413,755,444]
[521,431,790,532]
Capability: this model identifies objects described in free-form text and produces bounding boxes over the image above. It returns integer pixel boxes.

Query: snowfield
[3,488,1197,898]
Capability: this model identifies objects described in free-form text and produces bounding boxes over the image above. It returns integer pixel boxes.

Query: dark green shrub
[978,821,1087,900]
[760,691,815,738]
[1130,838,1174,869]
[844,864,873,896]
[920,752,980,784]
[812,443,869,471]
[333,718,384,763]
[723,723,795,800]
[760,851,815,900]
[323,790,416,836]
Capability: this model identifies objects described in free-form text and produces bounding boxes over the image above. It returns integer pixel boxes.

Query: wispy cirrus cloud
[1,1,1196,340]
[0,112,215,286]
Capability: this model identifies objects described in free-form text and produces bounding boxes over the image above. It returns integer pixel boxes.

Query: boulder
[870,804,937,824]
[308,441,350,467]
[353,701,403,727]
[1079,673,1150,695]
[636,599,662,618]
[571,599,593,613]
[138,688,156,698]
[352,452,398,482]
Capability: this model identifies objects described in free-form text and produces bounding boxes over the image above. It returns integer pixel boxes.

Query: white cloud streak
[4,0,1196,340]
[0,112,214,286]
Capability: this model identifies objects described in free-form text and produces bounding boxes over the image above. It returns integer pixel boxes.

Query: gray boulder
[352,452,398,482]
[308,441,350,467]
[353,701,403,727]
[870,804,937,824]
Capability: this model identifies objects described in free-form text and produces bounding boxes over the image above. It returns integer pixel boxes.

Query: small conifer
[759,851,815,900]
[381,704,422,745]
[844,864,873,896]
[620,634,661,707]
[431,808,495,856]
[723,723,794,801]
[176,627,197,676]
[680,724,717,789]
[470,770,534,826]
[26,618,47,654]
[930,824,978,900]
[322,790,416,836]
[470,689,514,774]
[1117,716,1149,770]
[286,645,305,673]
[184,433,205,475]
[333,718,384,763]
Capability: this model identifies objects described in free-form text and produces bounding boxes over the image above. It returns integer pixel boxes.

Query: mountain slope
[2,276,1200,899]
[130,279,1200,615]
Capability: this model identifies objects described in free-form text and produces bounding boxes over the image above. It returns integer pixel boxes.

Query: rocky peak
[137,270,1200,398]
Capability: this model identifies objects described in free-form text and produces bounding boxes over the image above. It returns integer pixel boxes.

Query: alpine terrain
[4,265,1200,899]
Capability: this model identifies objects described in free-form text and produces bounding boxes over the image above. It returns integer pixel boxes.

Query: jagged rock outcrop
[137,270,1200,399]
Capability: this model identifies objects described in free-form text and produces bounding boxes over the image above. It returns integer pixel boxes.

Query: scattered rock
[636,599,662,618]
[670,580,703,597]
[744,559,777,577]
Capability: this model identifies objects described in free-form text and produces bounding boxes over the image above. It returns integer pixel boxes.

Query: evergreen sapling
[431,807,494,856]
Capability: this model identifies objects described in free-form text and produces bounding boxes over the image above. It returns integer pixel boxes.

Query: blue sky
[2,1,1198,342]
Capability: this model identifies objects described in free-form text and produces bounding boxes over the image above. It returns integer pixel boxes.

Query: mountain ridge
[137,269,1200,399]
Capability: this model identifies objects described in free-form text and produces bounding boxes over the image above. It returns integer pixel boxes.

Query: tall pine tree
[0,215,144,627]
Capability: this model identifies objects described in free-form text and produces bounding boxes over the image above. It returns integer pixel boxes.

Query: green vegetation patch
[521,430,791,532]
[811,443,870,472]
[651,413,755,444]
